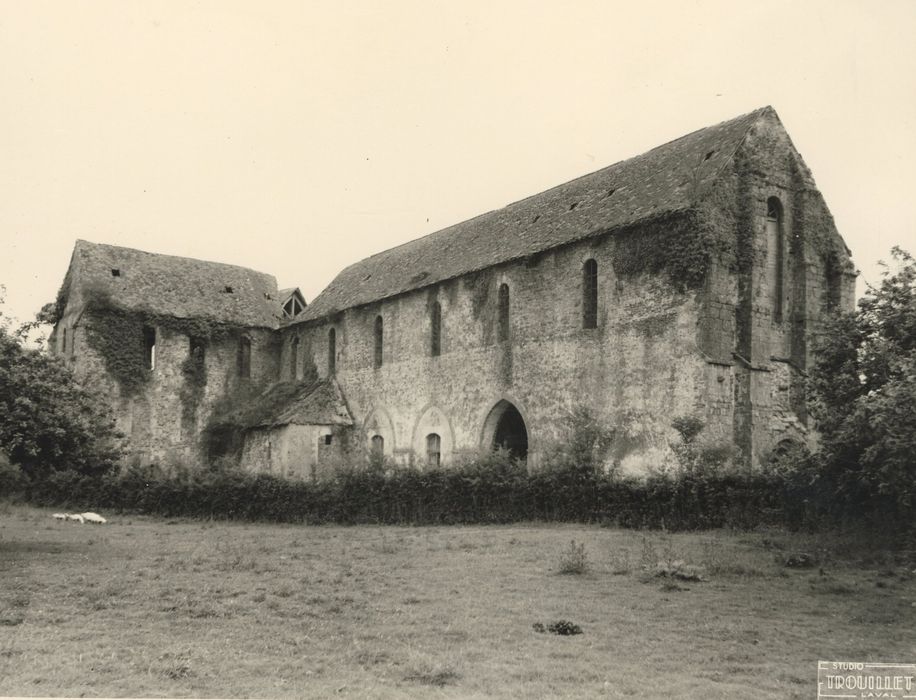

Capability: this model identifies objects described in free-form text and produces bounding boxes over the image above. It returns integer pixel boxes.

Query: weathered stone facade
[51,106,856,475]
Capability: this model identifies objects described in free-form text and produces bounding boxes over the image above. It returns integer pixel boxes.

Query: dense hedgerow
[21,452,838,531]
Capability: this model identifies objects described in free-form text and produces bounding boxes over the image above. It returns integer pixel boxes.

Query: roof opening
[606,188,616,198]
[704,150,715,160]
[223,286,234,293]
[111,268,121,277]
[283,295,305,318]
[532,214,540,224]
[409,271,430,285]
[263,292,272,300]
[569,202,579,211]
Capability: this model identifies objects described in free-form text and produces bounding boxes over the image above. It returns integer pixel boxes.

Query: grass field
[1,503,914,698]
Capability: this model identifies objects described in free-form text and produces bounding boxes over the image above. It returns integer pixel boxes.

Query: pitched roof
[300,106,774,322]
[69,240,281,328]
[212,379,354,429]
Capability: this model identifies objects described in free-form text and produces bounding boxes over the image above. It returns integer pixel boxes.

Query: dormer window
[283,295,304,317]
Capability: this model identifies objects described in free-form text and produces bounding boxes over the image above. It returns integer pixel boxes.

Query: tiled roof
[69,240,281,328]
[300,107,774,322]
[213,379,353,429]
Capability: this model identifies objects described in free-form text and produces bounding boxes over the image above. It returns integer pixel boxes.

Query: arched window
[497,284,510,342]
[767,197,785,323]
[582,258,598,329]
[237,336,251,379]
[328,327,336,375]
[143,326,156,371]
[373,316,383,368]
[430,301,441,357]
[290,337,300,379]
[426,433,441,467]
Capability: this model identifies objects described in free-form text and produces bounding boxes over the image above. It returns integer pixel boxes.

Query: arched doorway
[482,400,528,462]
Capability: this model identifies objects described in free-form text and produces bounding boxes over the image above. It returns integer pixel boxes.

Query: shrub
[808,247,916,522]
[0,307,122,480]
[556,539,589,575]
[0,451,23,497]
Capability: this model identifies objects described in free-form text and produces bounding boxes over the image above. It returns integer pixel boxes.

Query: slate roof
[300,106,774,322]
[212,379,354,430]
[69,240,281,328]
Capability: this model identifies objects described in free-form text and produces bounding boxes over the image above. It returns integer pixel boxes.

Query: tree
[808,247,916,512]
[0,291,123,480]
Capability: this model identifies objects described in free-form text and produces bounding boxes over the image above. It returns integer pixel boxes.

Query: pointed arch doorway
[481,400,528,462]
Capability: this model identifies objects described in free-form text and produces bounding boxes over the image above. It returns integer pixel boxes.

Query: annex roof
[213,379,354,430]
[68,240,281,328]
[300,106,776,322]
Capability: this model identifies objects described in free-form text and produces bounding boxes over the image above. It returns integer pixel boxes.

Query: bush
[808,247,916,522]
[0,451,24,497]
[556,539,590,575]
[21,457,812,531]
[0,314,122,480]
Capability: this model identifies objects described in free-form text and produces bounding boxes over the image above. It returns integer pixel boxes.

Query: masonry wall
[697,111,856,468]
[52,300,279,468]
[284,232,710,475]
[239,424,338,481]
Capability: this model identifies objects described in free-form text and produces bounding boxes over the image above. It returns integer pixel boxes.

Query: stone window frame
[766,196,785,324]
[142,326,157,371]
[496,283,510,343]
[290,336,300,380]
[582,258,598,329]
[237,335,252,379]
[373,315,383,369]
[430,301,442,357]
[426,433,441,467]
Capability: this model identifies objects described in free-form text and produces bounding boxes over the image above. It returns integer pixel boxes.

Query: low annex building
[50,107,856,475]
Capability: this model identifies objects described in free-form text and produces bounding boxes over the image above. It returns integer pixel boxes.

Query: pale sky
[2,0,915,327]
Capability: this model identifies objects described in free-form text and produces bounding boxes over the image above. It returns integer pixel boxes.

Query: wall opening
[766,197,785,323]
[582,258,598,329]
[290,337,300,380]
[370,434,384,459]
[497,284,510,342]
[238,336,251,379]
[482,400,528,462]
[143,326,156,371]
[430,301,441,357]
[328,327,336,375]
[426,433,441,467]
[373,316,383,368]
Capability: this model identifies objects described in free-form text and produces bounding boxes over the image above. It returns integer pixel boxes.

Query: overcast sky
[2,0,915,326]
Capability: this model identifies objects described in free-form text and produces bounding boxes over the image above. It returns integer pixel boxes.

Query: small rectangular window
[238,337,251,379]
[143,326,156,371]
[323,435,333,446]
[111,268,121,277]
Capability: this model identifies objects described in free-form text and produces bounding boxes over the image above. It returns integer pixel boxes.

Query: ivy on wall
[82,289,247,400]
[611,210,731,291]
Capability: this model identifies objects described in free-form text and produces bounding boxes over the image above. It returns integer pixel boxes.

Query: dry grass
[0,502,914,698]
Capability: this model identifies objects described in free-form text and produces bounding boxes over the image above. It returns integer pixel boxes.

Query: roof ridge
[74,238,276,280]
[342,107,773,273]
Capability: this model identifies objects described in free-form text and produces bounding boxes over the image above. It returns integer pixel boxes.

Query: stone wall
[53,296,279,467]
[696,110,856,467]
[283,231,707,475]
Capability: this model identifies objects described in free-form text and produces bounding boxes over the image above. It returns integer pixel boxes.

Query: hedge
[16,461,843,532]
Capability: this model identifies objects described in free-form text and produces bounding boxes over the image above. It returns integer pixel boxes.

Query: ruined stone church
[50,107,856,477]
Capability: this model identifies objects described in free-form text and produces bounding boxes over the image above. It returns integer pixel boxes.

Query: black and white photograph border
[1,1,914,698]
